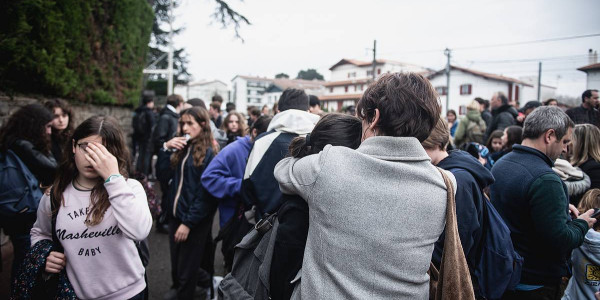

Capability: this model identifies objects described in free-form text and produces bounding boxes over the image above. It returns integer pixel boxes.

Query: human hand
[174,224,190,243]
[84,142,120,181]
[578,209,597,229]
[516,115,525,122]
[45,251,66,274]
[569,204,580,218]
[165,137,188,151]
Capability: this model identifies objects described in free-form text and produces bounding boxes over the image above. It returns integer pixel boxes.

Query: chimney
[589,49,596,65]
[594,51,598,64]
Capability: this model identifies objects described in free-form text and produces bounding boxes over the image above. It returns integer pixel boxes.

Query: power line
[452,33,600,51]
[463,55,589,64]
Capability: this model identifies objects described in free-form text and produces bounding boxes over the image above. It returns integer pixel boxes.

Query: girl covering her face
[30,115,152,299]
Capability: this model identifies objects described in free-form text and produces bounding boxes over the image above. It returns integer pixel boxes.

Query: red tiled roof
[318,93,363,101]
[578,63,600,72]
[329,58,408,70]
[324,78,371,87]
[429,65,533,87]
[232,75,274,82]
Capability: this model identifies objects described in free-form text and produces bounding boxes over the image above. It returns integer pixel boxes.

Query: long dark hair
[289,113,362,158]
[52,116,131,226]
[0,103,53,154]
[44,99,74,144]
[171,107,218,168]
[503,125,523,152]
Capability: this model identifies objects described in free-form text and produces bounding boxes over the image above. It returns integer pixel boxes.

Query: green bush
[0,0,153,106]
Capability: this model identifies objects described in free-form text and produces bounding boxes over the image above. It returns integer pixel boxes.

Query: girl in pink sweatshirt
[30,116,153,300]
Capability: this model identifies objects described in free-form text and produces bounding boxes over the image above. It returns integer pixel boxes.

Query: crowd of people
[1,73,600,299]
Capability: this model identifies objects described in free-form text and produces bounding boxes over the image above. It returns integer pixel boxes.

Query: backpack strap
[49,188,64,253]
[431,167,475,300]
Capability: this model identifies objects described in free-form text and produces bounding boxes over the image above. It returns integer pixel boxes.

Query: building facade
[428,65,533,115]
[320,59,431,111]
[231,75,274,113]
[262,78,325,109]
[174,80,229,105]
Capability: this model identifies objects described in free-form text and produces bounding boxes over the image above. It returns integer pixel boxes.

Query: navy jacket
[433,150,494,272]
[490,145,588,285]
[157,145,217,229]
[152,107,179,154]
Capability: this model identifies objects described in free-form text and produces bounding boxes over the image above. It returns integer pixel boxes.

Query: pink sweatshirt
[31,177,153,300]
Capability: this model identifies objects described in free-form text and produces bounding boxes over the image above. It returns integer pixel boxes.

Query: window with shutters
[435,86,447,96]
[460,84,472,95]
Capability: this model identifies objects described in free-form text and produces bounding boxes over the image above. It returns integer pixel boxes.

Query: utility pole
[444,48,451,114]
[372,40,377,81]
[537,62,542,102]
[143,0,175,95]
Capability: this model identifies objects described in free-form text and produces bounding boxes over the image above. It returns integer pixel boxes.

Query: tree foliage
[0,0,154,106]
[275,73,289,79]
[296,69,324,81]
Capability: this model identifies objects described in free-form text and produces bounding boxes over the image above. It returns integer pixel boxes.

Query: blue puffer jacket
[157,144,218,229]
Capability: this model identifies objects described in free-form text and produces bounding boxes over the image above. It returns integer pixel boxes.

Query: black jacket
[133,106,156,142]
[156,145,217,229]
[580,158,600,190]
[481,110,492,127]
[152,107,179,153]
[433,150,494,274]
[566,105,600,126]
[11,139,57,187]
[485,104,517,140]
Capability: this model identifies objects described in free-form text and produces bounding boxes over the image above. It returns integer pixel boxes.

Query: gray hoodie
[562,229,600,299]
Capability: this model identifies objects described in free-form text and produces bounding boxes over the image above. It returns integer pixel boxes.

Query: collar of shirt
[166,104,177,113]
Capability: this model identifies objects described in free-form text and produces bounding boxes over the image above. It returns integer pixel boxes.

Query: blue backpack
[0,150,43,218]
[474,197,524,299]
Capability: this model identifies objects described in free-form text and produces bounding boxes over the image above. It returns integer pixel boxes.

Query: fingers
[91,142,111,156]
[86,142,106,162]
[46,252,66,273]
[174,230,189,243]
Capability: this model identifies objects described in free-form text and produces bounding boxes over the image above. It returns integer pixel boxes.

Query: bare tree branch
[212,0,251,42]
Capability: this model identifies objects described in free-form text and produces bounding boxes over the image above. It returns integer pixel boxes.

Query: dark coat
[580,158,600,190]
[433,151,494,278]
[10,139,57,187]
[133,105,156,142]
[157,145,218,229]
[152,107,179,154]
[485,104,517,140]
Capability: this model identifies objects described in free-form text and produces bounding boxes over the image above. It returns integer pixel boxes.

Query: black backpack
[0,150,43,218]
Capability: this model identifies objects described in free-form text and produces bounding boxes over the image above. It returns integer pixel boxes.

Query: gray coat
[274,136,454,299]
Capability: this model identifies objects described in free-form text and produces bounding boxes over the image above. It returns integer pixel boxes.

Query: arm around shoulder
[274,145,331,201]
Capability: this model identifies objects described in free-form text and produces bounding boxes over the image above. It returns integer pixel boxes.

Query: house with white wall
[262,78,325,109]
[174,80,229,105]
[231,75,274,113]
[428,65,533,115]
[320,58,431,111]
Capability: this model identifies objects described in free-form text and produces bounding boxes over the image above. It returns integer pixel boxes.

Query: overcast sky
[173,0,600,97]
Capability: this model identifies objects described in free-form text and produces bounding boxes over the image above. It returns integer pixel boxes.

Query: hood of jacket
[492,104,518,118]
[267,109,320,135]
[438,150,495,189]
[466,110,482,122]
[159,106,179,119]
[581,230,600,264]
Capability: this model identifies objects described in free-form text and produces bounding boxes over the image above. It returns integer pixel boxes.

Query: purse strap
[434,167,475,300]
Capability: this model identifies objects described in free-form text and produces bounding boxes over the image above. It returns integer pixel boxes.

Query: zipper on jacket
[172,147,191,217]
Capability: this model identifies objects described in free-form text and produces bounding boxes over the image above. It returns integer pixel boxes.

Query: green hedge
[0,0,153,106]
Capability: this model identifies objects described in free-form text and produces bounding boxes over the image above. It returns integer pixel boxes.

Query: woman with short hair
[274,72,452,299]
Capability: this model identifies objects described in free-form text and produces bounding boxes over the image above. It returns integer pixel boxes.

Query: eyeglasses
[77,142,89,152]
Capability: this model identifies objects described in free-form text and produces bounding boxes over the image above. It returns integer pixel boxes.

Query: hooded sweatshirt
[201,135,252,227]
[485,104,518,140]
[562,229,600,299]
[433,150,495,273]
[454,110,486,147]
[241,109,319,219]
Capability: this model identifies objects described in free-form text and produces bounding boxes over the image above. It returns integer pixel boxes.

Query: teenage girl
[30,116,152,299]
[157,107,218,299]
[44,99,74,164]
[221,111,247,146]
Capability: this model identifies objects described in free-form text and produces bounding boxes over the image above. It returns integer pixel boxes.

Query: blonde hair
[422,117,450,151]
[578,189,600,231]
[570,124,600,167]
[467,100,480,111]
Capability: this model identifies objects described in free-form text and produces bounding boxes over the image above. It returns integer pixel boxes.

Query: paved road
[146,181,226,300]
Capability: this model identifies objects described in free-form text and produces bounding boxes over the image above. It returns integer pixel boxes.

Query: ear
[368,108,381,131]
[72,139,76,154]
[545,129,556,144]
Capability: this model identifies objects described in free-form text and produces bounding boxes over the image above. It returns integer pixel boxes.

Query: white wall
[429,70,513,115]
[175,82,229,105]
[587,70,600,90]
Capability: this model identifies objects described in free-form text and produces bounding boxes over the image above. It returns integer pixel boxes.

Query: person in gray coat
[274,72,455,299]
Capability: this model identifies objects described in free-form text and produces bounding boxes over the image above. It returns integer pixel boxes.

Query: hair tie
[305,133,311,146]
